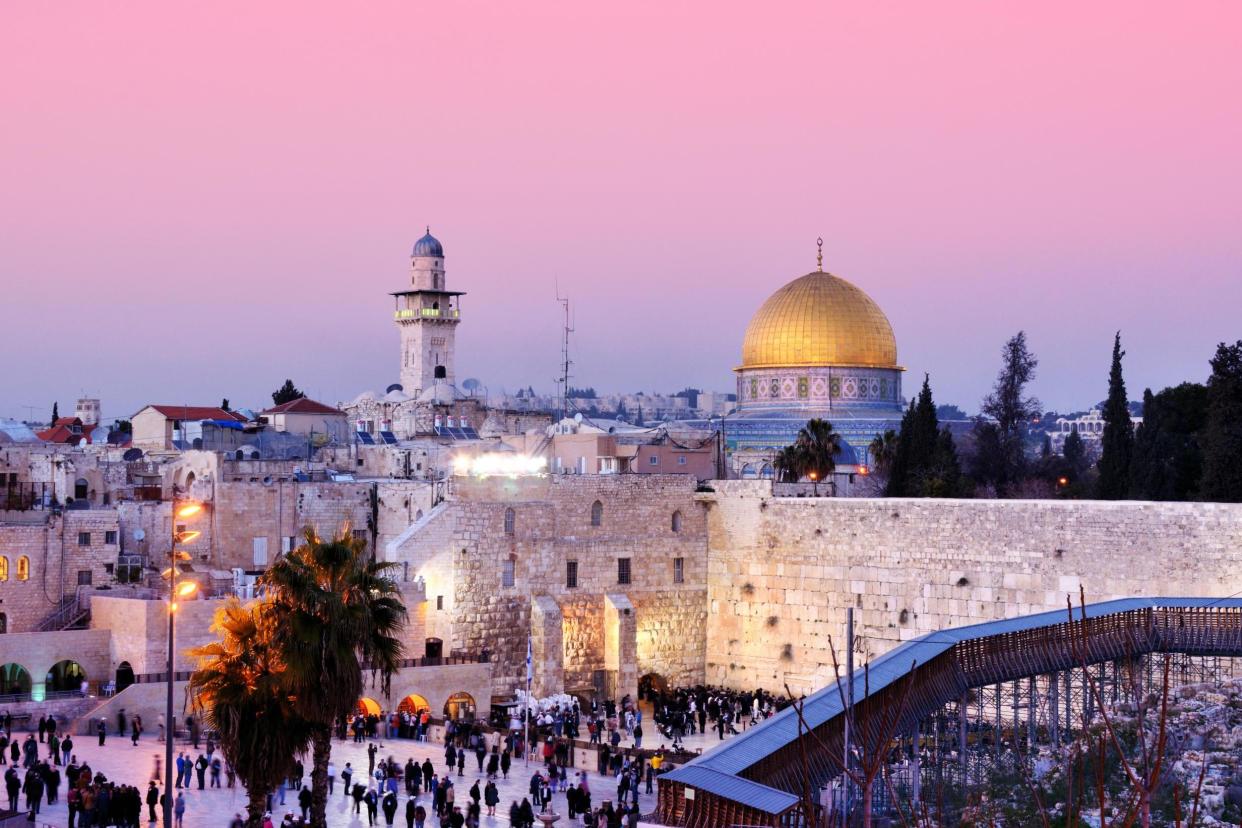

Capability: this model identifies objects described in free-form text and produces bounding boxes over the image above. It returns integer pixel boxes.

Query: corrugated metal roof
[662,765,799,815]
[669,596,1242,801]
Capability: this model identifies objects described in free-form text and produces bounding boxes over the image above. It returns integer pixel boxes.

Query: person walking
[364,786,378,827]
[195,754,208,790]
[381,790,397,827]
[298,786,312,820]
[173,792,186,828]
[483,781,498,817]
[6,767,20,812]
[455,749,464,778]
[22,763,43,817]
[97,719,107,747]
[327,761,336,796]
[351,781,365,815]
[341,762,353,797]
[146,782,159,822]
[404,796,416,828]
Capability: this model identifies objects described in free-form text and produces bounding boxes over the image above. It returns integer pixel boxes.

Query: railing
[394,308,460,321]
[37,593,89,632]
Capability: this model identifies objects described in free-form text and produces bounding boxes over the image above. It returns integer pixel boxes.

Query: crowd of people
[0,681,772,828]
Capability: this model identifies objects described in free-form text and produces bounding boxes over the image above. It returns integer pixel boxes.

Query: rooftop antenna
[555,285,574,424]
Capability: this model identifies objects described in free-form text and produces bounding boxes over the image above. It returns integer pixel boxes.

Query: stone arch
[356,697,381,716]
[639,672,669,701]
[503,507,515,536]
[184,471,196,489]
[46,659,86,693]
[116,661,135,693]
[0,663,30,697]
[443,691,476,721]
[397,693,431,715]
[671,510,683,533]
[760,463,774,479]
[590,500,603,527]
[741,463,756,479]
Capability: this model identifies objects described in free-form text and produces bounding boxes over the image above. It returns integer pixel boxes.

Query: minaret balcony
[395,308,460,321]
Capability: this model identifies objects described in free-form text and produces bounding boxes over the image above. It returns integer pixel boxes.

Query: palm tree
[795,418,842,480]
[868,429,898,476]
[189,600,311,828]
[773,445,806,482]
[260,528,407,828]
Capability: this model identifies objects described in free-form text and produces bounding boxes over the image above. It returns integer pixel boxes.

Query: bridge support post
[1049,672,1059,745]
[958,693,968,783]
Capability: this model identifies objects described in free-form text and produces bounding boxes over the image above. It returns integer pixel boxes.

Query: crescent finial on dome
[816,237,824,272]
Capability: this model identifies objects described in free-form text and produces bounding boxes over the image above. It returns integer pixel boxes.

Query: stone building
[385,474,709,701]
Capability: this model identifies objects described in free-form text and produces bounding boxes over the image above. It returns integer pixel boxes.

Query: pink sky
[3,3,1240,421]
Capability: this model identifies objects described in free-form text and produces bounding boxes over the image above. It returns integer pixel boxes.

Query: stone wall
[388,474,709,696]
[0,510,121,632]
[704,481,1242,694]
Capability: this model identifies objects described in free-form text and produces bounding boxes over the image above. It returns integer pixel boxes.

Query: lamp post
[808,469,819,497]
[164,499,201,828]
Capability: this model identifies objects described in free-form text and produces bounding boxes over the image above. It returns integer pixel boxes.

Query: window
[678,455,687,465]
[281,536,296,554]
[0,557,8,582]
[352,529,368,543]
[566,561,578,589]
[105,530,117,545]
[618,557,632,585]
[671,511,683,533]
[16,557,29,582]
[77,570,93,586]
[436,595,444,610]
[649,455,659,466]
[673,557,685,584]
[590,500,603,527]
[502,559,515,588]
[252,537,268,566]
[503,508,515,536]
[78,532,91,546]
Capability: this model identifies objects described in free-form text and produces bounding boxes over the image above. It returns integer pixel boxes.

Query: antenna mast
[555,289,573,424]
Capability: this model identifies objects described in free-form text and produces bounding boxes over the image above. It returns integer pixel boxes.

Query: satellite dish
[133,528,145,542]
[462,378,481,394]
[77,438,89,448]
[122,447,144,462]
[386,383,404,394]
[574,413,583,423]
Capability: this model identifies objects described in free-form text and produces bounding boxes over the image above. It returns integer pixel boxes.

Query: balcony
[394,308,460,321]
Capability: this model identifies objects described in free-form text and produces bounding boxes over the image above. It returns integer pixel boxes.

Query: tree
[973,332,1040,496]
[189,600,311,828]
[885,376,964,497]
[260,529,406,828]
[867,430,898,479]
[1096,332,1135,499]
[271,380,306,406]
[774,419,842,483]
[221,398,231,412]
[935,403,969,421]
[1063,426,1088,479]
[114,419,132,434]
[794,418,841,481]
[1129,383,1207,501]
[50,402,59,424]
[1200,341,1242,502]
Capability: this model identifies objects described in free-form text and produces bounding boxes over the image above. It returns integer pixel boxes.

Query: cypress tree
[884,401,917,497]
[50,402,59,424]
[886,375,944,497]
[1063,426,1087,480]
[1096,332,1134,499]
[1130,383,1207,501]
[1201,341,1242,502]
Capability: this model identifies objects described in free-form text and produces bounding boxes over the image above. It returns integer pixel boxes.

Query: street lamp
[808,469,819,497]
[163,499,202,827]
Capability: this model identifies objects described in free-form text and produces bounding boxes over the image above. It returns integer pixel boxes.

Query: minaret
[392,228,464,395]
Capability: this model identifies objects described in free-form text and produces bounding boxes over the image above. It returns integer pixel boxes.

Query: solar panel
[460,427,479,440]
[379,431,398,445]
[356,432,375,445]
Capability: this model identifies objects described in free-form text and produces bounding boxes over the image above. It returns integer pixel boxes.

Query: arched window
[760,464,774,479]
[503,507,515,536]
[15,557,29,582]
[671,511,683,533]
[0,614,6,634]
[741,463,756,479]
[590,500,603,527]
[74,478,88,500]
[0,557,8,582]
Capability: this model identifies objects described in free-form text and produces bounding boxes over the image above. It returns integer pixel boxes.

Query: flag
[526,636,533,690]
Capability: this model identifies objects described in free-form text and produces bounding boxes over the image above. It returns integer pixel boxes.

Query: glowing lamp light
[808,471,818,482]
[453,453,548,478]
[176,581,199,598]
[858,465,870,476]
[176,503,204,520]
[176,530,202,544]
[1058,476,1069,487]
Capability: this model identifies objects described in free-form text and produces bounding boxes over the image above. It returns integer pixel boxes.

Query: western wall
[389,475,1242,702]
[705,480,1242,694]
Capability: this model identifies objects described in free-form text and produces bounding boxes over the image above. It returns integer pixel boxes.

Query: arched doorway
[0,664,31,698]
[444,692,475,721]
[356,698,381,716]
[74,478,89,500]
[116,661,135,693]
[639,672,669,701]
[397,693,431,715]
[424,638,443,660]
[47,660,86,693]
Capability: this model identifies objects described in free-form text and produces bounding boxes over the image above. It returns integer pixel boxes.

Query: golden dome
[740,270,898,369]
